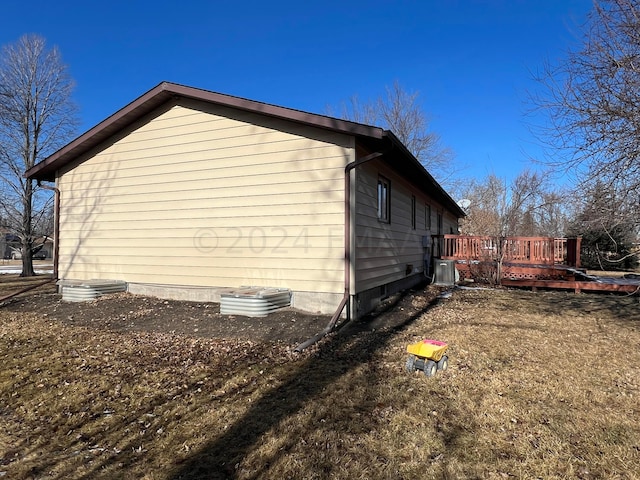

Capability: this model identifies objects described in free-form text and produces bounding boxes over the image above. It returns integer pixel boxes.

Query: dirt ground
[2,274,639,478]
[0,278,447,347]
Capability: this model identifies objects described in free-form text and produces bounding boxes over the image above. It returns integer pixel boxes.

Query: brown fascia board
[25,81,385,181]
[382,131,466,218]
[25,82,464,219]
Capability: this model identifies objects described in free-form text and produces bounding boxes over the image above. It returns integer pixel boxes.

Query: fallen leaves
[0,278,639,479]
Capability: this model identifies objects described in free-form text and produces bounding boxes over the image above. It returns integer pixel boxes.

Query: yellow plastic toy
[405,339,449,377]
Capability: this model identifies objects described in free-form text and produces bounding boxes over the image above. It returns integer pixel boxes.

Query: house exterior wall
[353,159,459,315]
[56,100,354,311]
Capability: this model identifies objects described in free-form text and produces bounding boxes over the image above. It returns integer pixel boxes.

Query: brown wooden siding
[354,159,459,292]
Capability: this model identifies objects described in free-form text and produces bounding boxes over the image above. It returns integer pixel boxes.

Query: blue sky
[2,0,592,186]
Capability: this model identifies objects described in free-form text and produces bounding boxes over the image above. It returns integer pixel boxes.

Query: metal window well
[58,279,128,302]
[220,287,291,317]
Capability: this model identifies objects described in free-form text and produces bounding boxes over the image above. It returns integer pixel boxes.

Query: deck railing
[439,235,581,267]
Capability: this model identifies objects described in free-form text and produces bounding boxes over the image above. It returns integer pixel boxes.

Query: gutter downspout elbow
[37,181,60,280]
[294,149,389,353]
[340,151,386,321]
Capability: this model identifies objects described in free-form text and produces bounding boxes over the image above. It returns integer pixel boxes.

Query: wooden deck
[501,277,640,294]
[437,235,639,294]
[439,235,581,267]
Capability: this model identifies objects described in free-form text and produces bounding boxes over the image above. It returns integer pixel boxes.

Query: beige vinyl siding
[354,160,458,293]
[57,101,352,294]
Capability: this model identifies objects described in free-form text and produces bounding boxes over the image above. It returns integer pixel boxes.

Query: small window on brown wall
[425,204,431,230]
[377,176,390,222]
[411,195,416,229]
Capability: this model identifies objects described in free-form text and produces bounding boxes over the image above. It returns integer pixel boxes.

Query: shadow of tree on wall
[57,152,120,281]
[167,288,444,480]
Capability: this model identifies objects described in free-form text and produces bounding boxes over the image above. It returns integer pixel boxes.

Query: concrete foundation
[127,283,225,303]
[75,276,425,319]
[126,283,342,315]
[290,290,345,315]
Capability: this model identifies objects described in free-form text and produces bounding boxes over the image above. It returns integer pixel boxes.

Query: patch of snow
[0,265,53,275]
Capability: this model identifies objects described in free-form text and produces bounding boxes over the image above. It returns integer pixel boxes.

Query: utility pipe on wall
[37,181,60,279]
[0,181,59,305]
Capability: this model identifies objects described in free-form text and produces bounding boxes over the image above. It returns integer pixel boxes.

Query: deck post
[565,237,582,268]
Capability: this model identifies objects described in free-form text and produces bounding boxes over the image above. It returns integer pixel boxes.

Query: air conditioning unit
[433,260,456,286]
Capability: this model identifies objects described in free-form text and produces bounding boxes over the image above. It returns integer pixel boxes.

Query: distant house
[26,82,464,318]
[0,231,51,260]
[0,231,21,260]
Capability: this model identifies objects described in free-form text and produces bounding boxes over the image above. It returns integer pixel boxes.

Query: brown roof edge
[25,82,168,181]
[382,130,466,218]
[166,83,385,138]
[25,81,386,181]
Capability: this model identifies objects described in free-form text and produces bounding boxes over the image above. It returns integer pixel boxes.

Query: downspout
[294,150,388,352]
[37,181,60,280]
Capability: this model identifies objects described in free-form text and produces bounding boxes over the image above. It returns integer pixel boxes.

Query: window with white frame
[425,204,431,230]
[377,176,390,222]
[411,195,416,230]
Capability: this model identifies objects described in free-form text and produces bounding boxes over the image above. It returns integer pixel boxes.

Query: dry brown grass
[1,279,639,479]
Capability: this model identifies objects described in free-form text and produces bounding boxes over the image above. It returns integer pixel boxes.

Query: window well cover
[220,287,292,317]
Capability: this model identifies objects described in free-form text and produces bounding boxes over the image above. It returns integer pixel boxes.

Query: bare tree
[0,34,77,276]
[533,0,640,230]
[330,81,455,184]
[566,180,639,269]
[460,171,561,237]
[531,191,570,237]
[458,175,505,236]
[459,171,568,283]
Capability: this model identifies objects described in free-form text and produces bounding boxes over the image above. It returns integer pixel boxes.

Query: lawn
[1,278,639,479]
